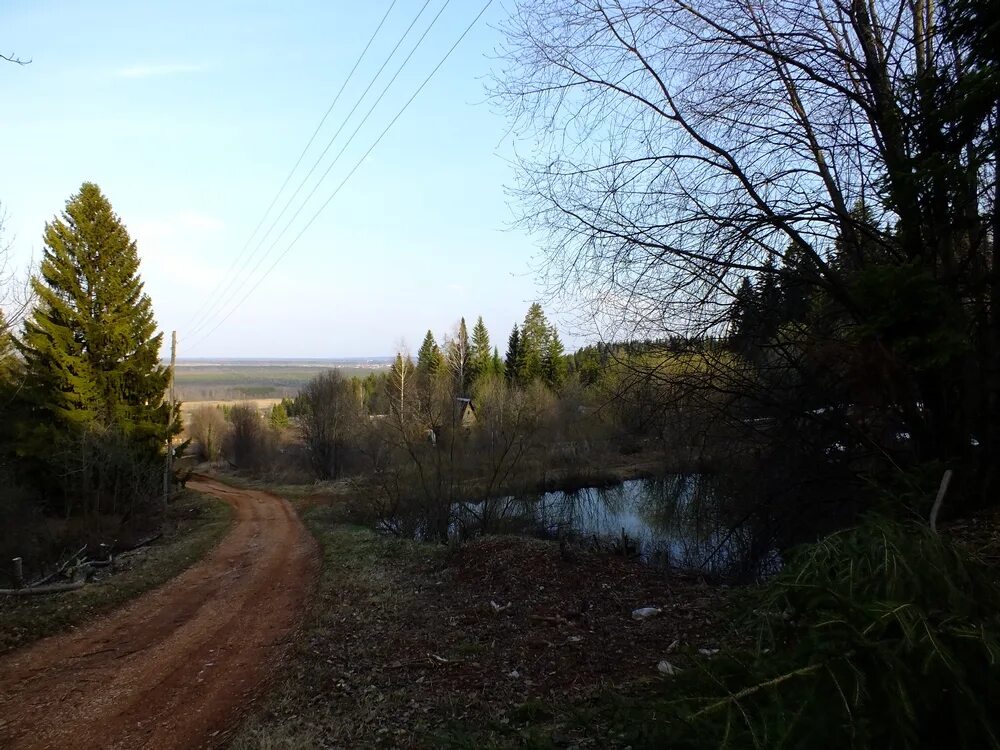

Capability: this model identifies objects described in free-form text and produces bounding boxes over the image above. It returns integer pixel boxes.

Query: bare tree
[187,406,228,462]
[298,370,362,480]
[225,403,270,471]
[0,205,35,341]
[389,351,414,419]
[494,0,998,504]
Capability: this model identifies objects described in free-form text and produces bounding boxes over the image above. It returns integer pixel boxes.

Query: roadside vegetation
[0,184,186,595]
[231,503,1000,749]
[0,489,231,655]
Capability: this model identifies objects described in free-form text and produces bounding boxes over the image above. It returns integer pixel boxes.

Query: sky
[0,0,567,358]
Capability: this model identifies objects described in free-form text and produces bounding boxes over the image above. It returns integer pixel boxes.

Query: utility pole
[163,330,177,509]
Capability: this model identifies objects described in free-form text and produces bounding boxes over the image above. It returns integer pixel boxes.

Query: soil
[0,477,319,750]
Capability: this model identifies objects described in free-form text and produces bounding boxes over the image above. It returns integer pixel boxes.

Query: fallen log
[0,581,86,596]
[31,544,88,587]
[116,532,161,554]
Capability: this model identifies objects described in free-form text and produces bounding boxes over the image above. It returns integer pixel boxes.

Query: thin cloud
[114,63,207,79]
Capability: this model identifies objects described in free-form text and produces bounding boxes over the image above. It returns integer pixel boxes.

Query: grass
[0,490,233,656]
[231,503,736,749]
[226,481,1000,749]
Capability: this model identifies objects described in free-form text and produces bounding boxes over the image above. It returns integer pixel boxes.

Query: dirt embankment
[0,477,318,750]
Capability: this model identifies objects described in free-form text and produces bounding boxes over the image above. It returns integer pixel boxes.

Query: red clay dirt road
[0,477,318,749]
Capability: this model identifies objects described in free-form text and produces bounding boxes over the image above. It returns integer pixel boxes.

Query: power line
[184,0,398,329]
[187,0,448,340]
[185,0,495,353]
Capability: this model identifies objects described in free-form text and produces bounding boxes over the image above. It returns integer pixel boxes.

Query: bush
[672,519,1000,749]
[187,405,228,462]
[297,371,362,480]
[224,403,271,472]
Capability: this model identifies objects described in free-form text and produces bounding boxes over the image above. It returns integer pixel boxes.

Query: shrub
[297,371,362,480]
[678,519,1000,749]
[224,403,271,472]
[187,405,228,462]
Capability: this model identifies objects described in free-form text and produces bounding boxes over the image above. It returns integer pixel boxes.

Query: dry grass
[232,505,737,749]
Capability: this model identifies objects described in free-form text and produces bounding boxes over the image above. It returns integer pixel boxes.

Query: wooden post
[12,557,23,589]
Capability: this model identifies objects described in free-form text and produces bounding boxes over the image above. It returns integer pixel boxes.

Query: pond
[452,476,781,579]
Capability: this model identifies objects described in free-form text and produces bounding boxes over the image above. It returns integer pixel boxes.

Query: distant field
[179,398,284,425]
[173,358,392,402]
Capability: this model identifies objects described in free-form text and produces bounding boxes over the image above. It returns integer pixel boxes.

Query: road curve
[0,477,318,750]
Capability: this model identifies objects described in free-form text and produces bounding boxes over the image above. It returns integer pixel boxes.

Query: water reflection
[454,476,780,579]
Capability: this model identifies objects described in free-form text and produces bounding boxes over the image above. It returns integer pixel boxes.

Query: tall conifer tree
[416,330,444,376]
[19,183,173,455]
[520,302,551,382]
[542,326,567,388]
[469,316,492,383]
[504,325,523,384]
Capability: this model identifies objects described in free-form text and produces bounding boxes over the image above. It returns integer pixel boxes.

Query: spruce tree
[0,310,20,453]
[0,309,16,385]
[269,401,290,430]
[416,329,444,376]
[469,316,492,383]
[19,183,173,455]
[504,325,524,384]
[729,277,757,355]
[779,240,820,324]
[520,303,551,382]
[542,326,567,388]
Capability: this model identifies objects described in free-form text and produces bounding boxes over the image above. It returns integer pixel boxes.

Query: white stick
[929,469,953,534]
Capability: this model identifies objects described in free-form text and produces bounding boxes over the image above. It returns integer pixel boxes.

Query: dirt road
[0,477,318,749]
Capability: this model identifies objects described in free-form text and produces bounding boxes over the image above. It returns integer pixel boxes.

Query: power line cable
[188,0,447,339]
[190,0,440,338]
[184,0,494,352]
[184,0,398,328]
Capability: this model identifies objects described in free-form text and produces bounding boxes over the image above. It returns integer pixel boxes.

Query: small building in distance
[455,397,477,428]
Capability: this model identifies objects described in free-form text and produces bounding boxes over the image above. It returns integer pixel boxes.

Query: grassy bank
[0,490,233,655]
[228,489,1000,748]
[232,504,736,748]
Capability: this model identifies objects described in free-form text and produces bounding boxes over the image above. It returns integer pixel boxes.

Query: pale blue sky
[0,0,563,357]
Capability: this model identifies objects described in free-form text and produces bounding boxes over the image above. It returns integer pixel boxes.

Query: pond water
[453,476,780,579]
